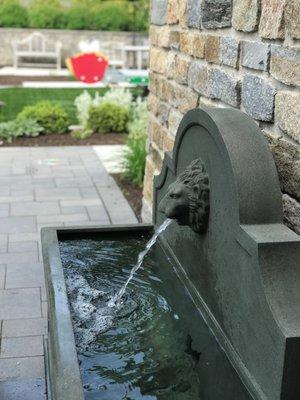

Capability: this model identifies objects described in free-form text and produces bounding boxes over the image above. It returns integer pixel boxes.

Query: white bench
[12,32,62,70]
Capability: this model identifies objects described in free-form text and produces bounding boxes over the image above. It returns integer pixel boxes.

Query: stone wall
[143,0,300,234]
[0,28,148,67]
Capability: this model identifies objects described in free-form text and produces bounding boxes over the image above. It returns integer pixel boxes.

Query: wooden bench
[12,32,62,70]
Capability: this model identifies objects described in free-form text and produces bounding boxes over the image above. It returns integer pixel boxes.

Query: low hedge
[0,0,149,32]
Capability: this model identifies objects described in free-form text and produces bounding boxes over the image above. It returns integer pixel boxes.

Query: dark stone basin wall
[143,0,300,235]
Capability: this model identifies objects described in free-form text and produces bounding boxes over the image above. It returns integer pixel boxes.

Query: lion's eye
[170,193,180,199]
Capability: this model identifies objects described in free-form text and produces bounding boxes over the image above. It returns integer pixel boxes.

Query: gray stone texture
[283,194,300,235]
[241,41,270,71]
[264,133,300,201]
[232,0,260,32]
[1,336,44,358]
[285,0,300,39]
[0,288,41,320]
[275,92,300,143]
[187,0,202,28]
[242,75,276,121]
[188,61,210,96]
[220,37,239,68]
[209,68,240,107]
[202,0,232,28]
[0,356,44,380]
[0,145,137,388]
[270,45,300,86]
[0,378,46,400]
[151,0,168,26]
[2,318,47,338]
[259,0,285,39]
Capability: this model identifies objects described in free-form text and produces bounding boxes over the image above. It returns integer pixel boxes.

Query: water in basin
[59,233,252,400]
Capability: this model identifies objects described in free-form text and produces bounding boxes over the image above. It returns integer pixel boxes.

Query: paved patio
[0,146,137,399]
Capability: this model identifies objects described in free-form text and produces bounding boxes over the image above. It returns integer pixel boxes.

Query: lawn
[0,87,144,125]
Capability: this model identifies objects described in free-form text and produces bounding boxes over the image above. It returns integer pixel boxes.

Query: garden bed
[0,87,144,123]
[112,173,143,221]
[0,132,127,147]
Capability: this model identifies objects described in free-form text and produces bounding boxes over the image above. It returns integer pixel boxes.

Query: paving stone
[97,187,137,224]
[0,288,41,319]
[232,0,260,32]
[5,263,44,289]
[87,205,109,221]
[64,219,111,227]
[270,45,300,86]
[0,251,38,265]
[41,301,47,318]
[0,187,9,195]
[8,241,38,254]
[151,0,168,25]
[202,0,232,28]
[186,0,201,28]
[0,378,46,400]
[1,336,44,358]
[37,213,89,224]
[0,264,5,289]
[60,205,87,214]
[0,195,34,203]
[55,176,93,188]
[8,233,39,243]
[0,234,8,252]
[80,187,99,199]
[241,41,270,71]
[242,75,276,121]
[35,187,81,201]
[0,204,9,217]
[2,318,47,338]
[0,356,44,380]
[40,287,47,302]
[60,198,103,208]
[11,201,60,216]
[220,37,239,68]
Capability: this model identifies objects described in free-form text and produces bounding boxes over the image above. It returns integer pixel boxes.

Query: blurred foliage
[0,0,29,28]
[0,0,149,31]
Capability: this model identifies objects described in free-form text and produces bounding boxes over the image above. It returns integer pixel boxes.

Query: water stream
[109,218,172,307]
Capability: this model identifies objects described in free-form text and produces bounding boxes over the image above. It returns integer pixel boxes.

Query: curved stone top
[153,107,300,400]
[154,107,283,228]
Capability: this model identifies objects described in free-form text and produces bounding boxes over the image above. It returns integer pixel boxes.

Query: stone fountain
[42,107,300,400]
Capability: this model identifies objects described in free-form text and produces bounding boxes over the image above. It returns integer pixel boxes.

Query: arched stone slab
[153,107,300,400]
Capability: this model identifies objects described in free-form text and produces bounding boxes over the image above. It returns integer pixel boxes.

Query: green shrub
[29,3,67,29]
[0,120,19,143]
[66,6,94,30]
[88,102,129,134]
[17,101,69,134]
[91,2,132,31]
[0,0,29,27]
[0,118,43,142]
[71,128,93,140]
[123,132,147,187]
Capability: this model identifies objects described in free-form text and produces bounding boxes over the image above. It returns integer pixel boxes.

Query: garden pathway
[0,145,137,399]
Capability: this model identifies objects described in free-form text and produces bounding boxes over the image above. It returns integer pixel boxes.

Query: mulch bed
[0,132,127,147]
[112,173,143,222]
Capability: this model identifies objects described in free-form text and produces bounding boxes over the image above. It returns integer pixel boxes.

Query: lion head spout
[158,158,210,234]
